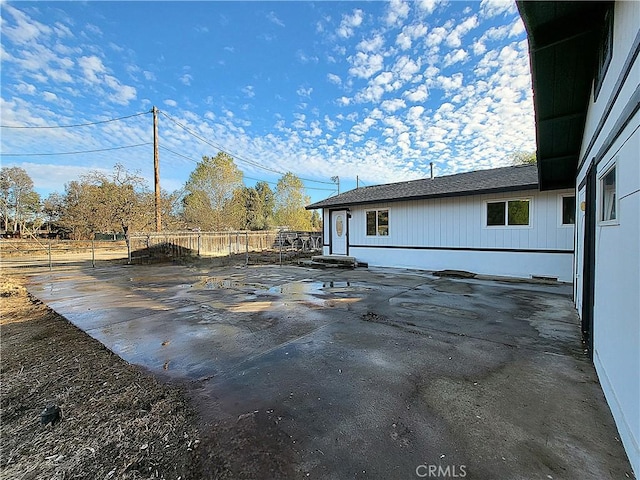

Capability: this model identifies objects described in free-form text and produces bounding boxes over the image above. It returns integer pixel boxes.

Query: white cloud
[425,26,448,47]
[392,56,421,81]
[242,85,255,98]
[398,23,428,50]
[143,71,157,81]
[267,11,285,27]
[164,99,178,107]
[385,0,410,27]
[355,84,385,104]
[108,42,124,53]
[443,48,468,67]
[436,73,464,93]
[78,55,106,84]
[381,98,406,113]
[113,85,137,105]
[296,50,319,64]
[480,0,517,18]
[348,52,384,79]
[510,18,525,37]
[416,0,438,15]
[357,34,385,53]
[324,115,337,131]
[53,22,73,38]
[327,73,342,85]
[337,9,364,38]
[1,4,52,43]
[10,162,112,192]
[396,32,412,51]
[471,41,487,56]
[446,15,478,48]
[42,91,58,102]
[180,73,193,86]
[404,84,429,102]
[47,68,73,83]
[297,86,313,98]
[84,24,103,37]
[406,105,425,122]
[15,82,37,95]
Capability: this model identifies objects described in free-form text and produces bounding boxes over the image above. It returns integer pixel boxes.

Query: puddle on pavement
[395,301,479,319]
[266,281,324,295]
[266,281,370,295]
[431,279,475,295]
[195,277,267,290]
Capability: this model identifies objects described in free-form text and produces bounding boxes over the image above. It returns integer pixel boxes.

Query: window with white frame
[486,199,530,227]
[601,166,617,222]
[561,195,576,225]
[366,209,389,236]
[594,6,614,100]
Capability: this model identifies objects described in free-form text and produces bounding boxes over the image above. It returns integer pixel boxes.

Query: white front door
[331,210,348,255]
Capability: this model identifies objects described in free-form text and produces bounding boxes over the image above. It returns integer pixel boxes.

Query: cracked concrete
[25,264,634,479]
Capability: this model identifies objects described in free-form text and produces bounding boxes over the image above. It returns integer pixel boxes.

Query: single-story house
[307,164,575,282]
[518,1,639,475]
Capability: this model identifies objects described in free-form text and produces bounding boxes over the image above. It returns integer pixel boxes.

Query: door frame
[581,164,597,359]
[329,208,349,256]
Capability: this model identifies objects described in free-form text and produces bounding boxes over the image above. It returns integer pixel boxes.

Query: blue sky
[0,0,534,204]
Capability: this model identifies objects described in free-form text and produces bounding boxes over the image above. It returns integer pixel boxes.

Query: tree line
[0,153,322,239]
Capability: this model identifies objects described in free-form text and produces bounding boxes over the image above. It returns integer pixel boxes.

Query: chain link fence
[1,230,323,273]
[128,230,322,265]
[0,239,128,273]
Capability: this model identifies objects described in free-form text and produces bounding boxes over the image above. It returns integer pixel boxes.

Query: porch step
[309,255,364,268]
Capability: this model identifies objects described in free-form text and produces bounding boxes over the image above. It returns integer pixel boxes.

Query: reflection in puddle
[267,281,324,295]
[196,277,267,290]
[201,278,244,289]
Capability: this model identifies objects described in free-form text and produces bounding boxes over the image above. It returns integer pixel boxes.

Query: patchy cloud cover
[0,1,534,202]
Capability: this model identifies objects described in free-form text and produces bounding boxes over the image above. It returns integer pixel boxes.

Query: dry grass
[0,275,200,480]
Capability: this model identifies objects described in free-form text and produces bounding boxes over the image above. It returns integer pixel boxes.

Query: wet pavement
[26,264,633,479]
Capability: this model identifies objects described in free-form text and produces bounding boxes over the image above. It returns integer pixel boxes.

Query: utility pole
[331,175,340,195]
[153,106,161,232]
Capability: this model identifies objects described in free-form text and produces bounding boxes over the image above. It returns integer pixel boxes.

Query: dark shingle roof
[306,164,539,210]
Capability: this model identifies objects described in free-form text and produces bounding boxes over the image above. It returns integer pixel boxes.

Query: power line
[159,144,337,192]
[159,144,195,162]
[159,110,335,185]
[1,142,152,157]
[0,111,151,129]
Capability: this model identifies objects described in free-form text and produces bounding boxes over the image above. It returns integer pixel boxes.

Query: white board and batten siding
[322,188,574,282]
[575,1,640,474]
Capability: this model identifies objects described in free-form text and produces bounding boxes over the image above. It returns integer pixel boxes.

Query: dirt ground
[1,266,310,480]
[0,275,204,480]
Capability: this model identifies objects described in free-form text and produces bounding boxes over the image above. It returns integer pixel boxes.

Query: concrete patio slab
[25,264,634,479]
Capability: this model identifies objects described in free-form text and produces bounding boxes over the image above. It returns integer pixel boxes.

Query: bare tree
[60,164,152,239]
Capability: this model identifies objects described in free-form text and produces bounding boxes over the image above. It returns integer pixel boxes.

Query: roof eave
[517,1,610,190]
[306,183,541,210]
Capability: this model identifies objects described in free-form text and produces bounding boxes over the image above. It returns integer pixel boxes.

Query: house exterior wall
[576,2,640,474]
[322,188,574,281]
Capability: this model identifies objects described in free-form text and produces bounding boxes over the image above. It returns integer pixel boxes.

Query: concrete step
[309,255,366,268]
